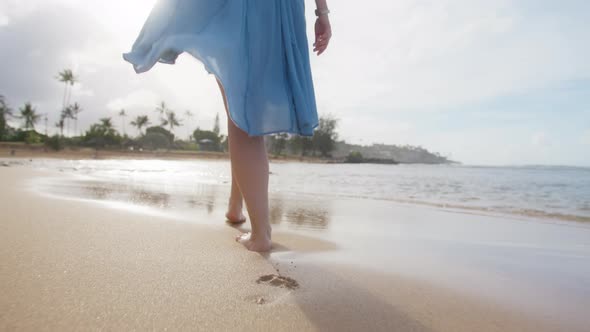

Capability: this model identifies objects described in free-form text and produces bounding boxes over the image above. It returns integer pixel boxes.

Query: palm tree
[1,95,13,139]
[118,109,127,136]
[0,95,12,117]
[56,69,76,110]
[19,102,40,131]
[99,118,116,136]
[41,113,48,136]
[70,103,82,136]
[184,110,194,139]
[155,101,168,125]
[62,105,74,137]
[162,110,182,134]
[55,117,65,136]
[56,108,68,137]
[130,115,150,136]
[213,112,220,135]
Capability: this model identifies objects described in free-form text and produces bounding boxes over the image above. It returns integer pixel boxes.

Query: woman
[123,0,332,252]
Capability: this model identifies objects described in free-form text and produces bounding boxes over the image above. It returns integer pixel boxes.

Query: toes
[236,232,251,242]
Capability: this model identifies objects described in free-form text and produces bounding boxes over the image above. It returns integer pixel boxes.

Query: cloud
[106,89,160,112]
[0,4,103,102]
[321,0,590,113]
[337,113,415,146]
[581,130,590,145]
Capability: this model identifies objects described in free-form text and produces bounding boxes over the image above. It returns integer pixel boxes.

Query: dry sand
[0,166,577,331]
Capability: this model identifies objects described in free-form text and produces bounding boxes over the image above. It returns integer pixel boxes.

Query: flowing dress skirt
[123,0,319,137]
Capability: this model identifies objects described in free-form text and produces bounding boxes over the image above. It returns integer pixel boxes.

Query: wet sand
[0,166,586,331]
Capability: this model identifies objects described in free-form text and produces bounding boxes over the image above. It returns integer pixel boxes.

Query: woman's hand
[313,15,332,56]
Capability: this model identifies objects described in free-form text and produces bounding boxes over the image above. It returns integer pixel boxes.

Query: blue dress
[123,0,319,137]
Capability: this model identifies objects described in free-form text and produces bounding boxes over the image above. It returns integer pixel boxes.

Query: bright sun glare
[80,0,158,45]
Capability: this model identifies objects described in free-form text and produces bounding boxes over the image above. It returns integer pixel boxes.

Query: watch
[315,8,330,17]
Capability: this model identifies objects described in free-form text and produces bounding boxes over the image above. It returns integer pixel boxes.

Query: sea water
[24,158,590,224]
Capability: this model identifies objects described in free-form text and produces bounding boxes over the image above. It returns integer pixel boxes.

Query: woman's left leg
[216,77,271,252]
[216,78,246,224]
[226,166,246,223]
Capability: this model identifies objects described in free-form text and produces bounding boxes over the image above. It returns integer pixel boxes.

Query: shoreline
[0,144,330,163]
[0,144,458,165]
[1,166,588,331]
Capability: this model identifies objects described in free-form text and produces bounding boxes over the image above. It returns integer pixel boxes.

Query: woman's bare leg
[215,78,245,223]
[226,167,246,223]
[216,78,272,252]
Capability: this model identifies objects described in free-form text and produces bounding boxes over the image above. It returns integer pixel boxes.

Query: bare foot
[225,211,246,224]
[225,199,246,224]
[236,232,272,252]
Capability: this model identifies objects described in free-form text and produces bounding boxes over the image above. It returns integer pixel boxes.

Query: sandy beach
[1,164,587,331]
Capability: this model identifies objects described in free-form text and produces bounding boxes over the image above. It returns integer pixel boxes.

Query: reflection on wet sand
[83,184,111,200]
[40,179,331,230]
[74,182,172,209]
[271,196,331,229]
[269,197,285,225]
[286,206,330,229]
[131,190,170,209]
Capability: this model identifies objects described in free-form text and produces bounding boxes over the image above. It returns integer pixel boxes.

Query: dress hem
[122,52,317,137]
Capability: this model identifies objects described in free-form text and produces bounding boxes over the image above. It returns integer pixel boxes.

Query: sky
[0,0,589,166]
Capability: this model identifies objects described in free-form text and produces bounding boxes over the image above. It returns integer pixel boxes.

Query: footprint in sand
[246,275,299,305]
[256,274,299,290]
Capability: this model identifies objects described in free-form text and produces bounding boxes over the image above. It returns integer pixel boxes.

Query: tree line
[0,68,341,157]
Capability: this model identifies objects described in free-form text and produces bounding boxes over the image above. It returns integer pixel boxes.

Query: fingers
[315,32,331,44]
[313,44,327,55]
[313,35,331,55]
[313,31,331,52]
[315,38,329,48]
[314,44,328,55]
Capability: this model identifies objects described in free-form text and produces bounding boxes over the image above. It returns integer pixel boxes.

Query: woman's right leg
[216,78,272,252]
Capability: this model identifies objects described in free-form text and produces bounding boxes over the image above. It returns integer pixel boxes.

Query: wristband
[315,8,330,17]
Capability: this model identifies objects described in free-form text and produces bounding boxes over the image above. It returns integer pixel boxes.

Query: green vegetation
[70,103,83,136]
[45,134,65,151]
[346,151,364,163]
[56,69,76,111]
[269,133,289,157]
[130,115,150,136]
[84,118,121,149]
[0,95,13,140]
[312,114,338,157]
[24,131,43,144]
[19,102,40,131]
[118,109,127,136]
[193,127,222,152]
[140,132,170,151]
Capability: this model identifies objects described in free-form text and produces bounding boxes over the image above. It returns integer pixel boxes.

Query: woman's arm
[313,0,332,56]
[315,0,328,11]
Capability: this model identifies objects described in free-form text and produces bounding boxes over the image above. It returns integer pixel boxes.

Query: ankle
[253,225,272,240]
[228,197,243,207]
